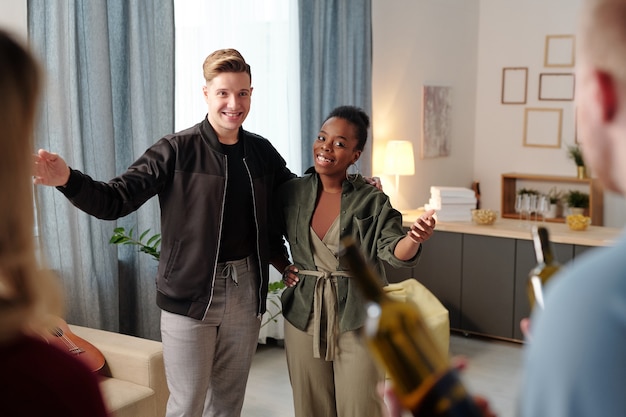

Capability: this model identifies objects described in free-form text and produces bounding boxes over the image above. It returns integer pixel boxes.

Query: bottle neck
[339,238,386,304]
[532,226,555,265]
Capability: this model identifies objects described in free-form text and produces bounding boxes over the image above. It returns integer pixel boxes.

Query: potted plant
[566,190,589,215]
[517,188,539,196]
[109,227,161,260]
[546,187,563,218]
[567,144,587,178]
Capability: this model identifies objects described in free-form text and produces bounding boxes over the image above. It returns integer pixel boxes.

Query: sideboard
[386,213,621,342]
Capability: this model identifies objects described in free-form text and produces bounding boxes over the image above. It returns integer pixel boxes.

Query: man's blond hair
[202,48,251,84]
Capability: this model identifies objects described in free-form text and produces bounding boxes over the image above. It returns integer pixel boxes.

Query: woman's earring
[346,163,359,182]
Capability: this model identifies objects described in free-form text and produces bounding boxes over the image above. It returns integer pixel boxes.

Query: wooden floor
[242,333,524,417]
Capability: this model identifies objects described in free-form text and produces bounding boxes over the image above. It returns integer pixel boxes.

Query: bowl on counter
[471,209,498,225]
[566,214,591,231]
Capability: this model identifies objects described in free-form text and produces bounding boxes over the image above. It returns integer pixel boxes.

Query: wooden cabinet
[385,228,604,342]
[501,173,604,225]
[384,231,463,328]
[411,231,463,329]
[461,235,516,337]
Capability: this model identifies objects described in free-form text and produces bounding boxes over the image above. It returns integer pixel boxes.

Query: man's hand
[33,149,71,187]
[364,176,383,191]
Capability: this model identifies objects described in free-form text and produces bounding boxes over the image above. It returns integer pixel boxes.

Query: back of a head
[579,0,626,82]
[324,105,370,151]
[202,48,252,84]
[0,30,62,342]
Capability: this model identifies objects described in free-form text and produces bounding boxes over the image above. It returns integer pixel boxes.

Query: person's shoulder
[280,173,309,190]
[163,122,202,145]
[241,128,272,147]
[351,175,388,199]
[557,232,626,289]
[540,232,626,325]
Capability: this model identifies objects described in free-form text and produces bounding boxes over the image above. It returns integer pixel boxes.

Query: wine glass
[515,194,523,225]
[521,193,531,228]
[537,195,549,223]
[529,194,538,223]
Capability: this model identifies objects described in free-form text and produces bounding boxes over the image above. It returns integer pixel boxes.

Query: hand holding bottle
[340,237,485,417]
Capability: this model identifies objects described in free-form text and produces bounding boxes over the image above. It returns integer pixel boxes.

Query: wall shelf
[501,173,604,225]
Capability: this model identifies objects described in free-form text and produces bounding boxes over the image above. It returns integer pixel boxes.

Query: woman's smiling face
[313,117,362,179]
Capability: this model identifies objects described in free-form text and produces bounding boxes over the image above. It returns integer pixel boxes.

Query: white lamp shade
[384,140,415,176]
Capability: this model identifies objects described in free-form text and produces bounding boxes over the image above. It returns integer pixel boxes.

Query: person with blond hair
[520,0,626,415]
[0,29,107,417]
[34,48,295,416]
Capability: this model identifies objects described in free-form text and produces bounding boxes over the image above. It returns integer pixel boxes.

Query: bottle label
[529,275,545,309]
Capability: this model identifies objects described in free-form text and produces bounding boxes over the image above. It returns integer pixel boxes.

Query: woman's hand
[407,209,436,244]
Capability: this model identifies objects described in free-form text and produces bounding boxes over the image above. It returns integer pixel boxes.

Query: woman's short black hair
[323,105,370,151]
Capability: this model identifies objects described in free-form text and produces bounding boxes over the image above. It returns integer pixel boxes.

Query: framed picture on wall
[575,106,580,144]
[544,35,576,67]
[501,67,528,104]
[421,85,452,159]
[539,73,575,101]
[523,107,563,148]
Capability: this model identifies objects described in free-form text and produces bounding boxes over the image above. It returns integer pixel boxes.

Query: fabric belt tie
[299,269,350,361]
[218,257,251,287]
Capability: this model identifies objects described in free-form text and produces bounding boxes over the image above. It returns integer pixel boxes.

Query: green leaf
[110,225,161,261]
[139,229,151,242]
[146,234,161,246]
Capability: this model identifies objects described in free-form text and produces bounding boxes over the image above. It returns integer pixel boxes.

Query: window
[174,0,301,173]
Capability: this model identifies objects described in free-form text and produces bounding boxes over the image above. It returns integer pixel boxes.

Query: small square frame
[501,67,528,104]
[523,107,563,148]
[544,35,576,68]
[538,73,575,101]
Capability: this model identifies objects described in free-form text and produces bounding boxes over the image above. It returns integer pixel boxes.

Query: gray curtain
[28,0,174,340]
[298,0,373,176]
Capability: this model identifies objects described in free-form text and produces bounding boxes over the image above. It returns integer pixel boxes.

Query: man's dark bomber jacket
[59,118,294,320]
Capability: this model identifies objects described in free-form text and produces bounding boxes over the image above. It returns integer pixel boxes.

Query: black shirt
[219,139,255,261]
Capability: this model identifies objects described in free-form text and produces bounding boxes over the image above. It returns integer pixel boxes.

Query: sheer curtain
[174,0,302,175]
[29,0,174,340]
[298,0,373,176]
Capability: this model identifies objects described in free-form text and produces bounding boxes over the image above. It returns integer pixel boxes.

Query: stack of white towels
[424,186,477,222]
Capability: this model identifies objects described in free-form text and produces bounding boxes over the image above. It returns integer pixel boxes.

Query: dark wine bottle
[339,237,482,417]
[527,226,561,310]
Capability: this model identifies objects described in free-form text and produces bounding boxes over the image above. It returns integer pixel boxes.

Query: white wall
[372,0,480,211]
[0,0,27,40]
[372,0,626,227]
[8,0,625,226]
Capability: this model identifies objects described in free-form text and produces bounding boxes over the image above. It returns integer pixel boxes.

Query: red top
[0,333,108,416]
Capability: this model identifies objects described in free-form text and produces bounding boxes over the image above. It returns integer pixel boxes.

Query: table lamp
[384,140,415,196]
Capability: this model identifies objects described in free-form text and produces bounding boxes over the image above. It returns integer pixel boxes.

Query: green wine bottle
[528,226,561,310]
[339,236,482,417]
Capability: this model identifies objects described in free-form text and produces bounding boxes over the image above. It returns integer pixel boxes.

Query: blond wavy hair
[0,30,63,343]
[202,48,251,84]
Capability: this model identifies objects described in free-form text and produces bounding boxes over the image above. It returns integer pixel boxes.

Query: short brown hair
[579,0,626,81]
[202,48,251,83]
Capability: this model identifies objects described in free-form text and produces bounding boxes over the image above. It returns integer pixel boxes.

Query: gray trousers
[161,256,261,417]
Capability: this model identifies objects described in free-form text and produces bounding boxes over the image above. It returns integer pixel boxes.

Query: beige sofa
[69,325,169,417]
[384,278,450,357]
